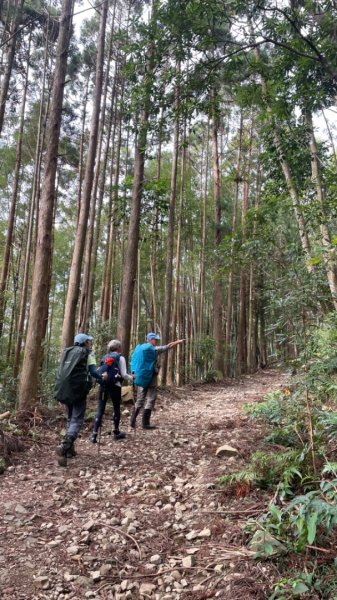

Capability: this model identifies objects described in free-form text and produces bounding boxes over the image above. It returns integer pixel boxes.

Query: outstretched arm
[167,339,185,349]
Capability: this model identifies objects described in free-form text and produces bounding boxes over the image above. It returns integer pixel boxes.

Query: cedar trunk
[18,0,74,411]
[61,0,108,347]
[211,91,224,376]
[161,65,180,385]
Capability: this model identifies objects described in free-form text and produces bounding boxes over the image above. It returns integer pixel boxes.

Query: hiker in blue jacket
[91,339,133,443]
[130,333,185,429]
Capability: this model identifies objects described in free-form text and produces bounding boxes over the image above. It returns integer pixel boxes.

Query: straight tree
[61,0,108,347]
[18,0,75,411]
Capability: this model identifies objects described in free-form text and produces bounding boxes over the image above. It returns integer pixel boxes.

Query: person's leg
[142,384,157,429]
[66,404,73,429]
[130,386,146,428]
[111,386,125,439]
[91,386,107,443]
[57,397,86,466]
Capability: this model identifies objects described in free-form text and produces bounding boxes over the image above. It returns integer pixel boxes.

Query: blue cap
[147,332,160,341]
[74,333,93,345]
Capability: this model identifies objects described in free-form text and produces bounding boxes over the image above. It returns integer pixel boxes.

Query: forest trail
[0,370,289,600]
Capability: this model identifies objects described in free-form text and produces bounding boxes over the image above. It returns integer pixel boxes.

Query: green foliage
[194,336,216,381]
[0,369,19,412]
[235,313,337,594]
[301,312,337,403]
[269,573,314,599]
[244,389,310,450]
[244,390,289,425]
[219,448,306,495]
[255,476,337,555]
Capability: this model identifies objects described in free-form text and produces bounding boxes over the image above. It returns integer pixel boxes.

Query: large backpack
[97,352,121,386]
[54,346,92,406]
[131,343,156,388]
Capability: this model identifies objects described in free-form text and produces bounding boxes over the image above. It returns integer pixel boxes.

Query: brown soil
[0,369,289,600]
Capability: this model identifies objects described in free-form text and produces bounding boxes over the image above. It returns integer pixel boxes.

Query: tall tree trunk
[100,64,123,322]
[211,90,224,376]
[0,35,30,338]
[101,126,118,322]
[225,112,243,376]
[305,110,337,310]
[199,123,209,341]
[61,0,108,347]
[258,281,267,368]
[252,37,314,272]
[118,125,130,313]
[161,64,180,385]
[117,114,150,359]
[18,0,74,411]
[78,19,115,331]
[13,32,49,378]
[149,108,164,331]
[117,3,158,361]
[87,103,119,326]
[237,114,254,375]
[0,0,23,138]
[321,110,337,171]
[168,117,187,384]
[76,77,90,220]
[247,148,262,373]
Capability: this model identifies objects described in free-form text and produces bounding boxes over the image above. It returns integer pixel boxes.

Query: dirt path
[0,370,289,600]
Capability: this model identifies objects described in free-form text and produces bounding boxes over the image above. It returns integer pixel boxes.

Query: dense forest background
[0,0,336,411]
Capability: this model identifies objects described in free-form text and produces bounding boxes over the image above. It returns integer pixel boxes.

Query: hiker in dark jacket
[90,339,133,443]
[130,333,185,430]
[56,333,102,467]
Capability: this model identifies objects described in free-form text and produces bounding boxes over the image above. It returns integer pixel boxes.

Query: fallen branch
[97,521,142,560]
[306,544,334,554]
[202,505,265,516]
[0,411,10,420]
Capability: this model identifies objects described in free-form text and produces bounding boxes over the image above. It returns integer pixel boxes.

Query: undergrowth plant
[218,312,337,595]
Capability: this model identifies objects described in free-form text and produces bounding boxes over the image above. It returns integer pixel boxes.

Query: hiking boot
[66,442,76,458]
[142,408,156,430]
[130,406,140,429]
[56,434,74,467]
[113,430,126,440]
[90,432,98,444]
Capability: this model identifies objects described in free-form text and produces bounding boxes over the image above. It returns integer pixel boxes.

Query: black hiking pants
[93,384,121,433]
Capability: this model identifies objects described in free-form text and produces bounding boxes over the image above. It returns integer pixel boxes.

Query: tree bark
[0,0,24,139]
[100,63,123,322]
[18,0,74,411]
[237,114,254,375]
[247,146,262,373]
[0,34,30,338]
[61,0,108,347]
[149,107,164,331]
[117,4,157,361]
[13,29,49,379]
[252,35,314,273]
[211,89,224,376]
[168,117,187,384]
[305,109,337,310]
[199,123,209,341]
[161,63,180,385]
[78,17,115,331]
[225,112,242,376]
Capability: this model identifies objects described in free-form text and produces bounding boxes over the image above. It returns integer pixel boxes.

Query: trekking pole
[97,383,107,455]
[98,423,102,455]
[131,372,137,430]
